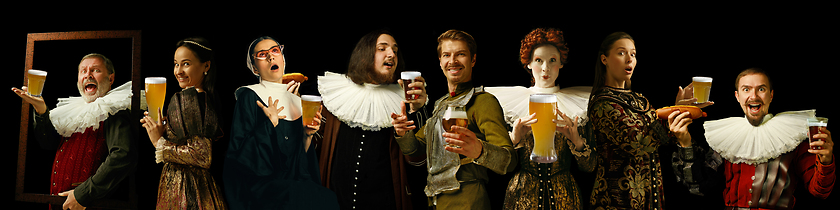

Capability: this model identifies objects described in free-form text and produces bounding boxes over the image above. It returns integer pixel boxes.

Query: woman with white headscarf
[222,36,338,209]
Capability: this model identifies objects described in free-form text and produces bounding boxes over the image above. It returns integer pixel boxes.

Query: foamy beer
[442,105,468,148]
[145,77,167,122]
[400,71,422,100]
[301,95,322,126]
[529,93,558,163]
[807,117,829,150]
[27,69,48,97]
[692,77,713,103]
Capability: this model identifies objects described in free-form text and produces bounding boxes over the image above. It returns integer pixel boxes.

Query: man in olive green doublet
[396,82,517,209]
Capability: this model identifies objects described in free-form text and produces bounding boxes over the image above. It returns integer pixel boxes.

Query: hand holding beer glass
[808,117,829,150]
[11,69,49,114]
[400,71,422,100]
[529,93,558,163]
[145,77,167,122]
[301,95,322,126]
[443,105,468,149]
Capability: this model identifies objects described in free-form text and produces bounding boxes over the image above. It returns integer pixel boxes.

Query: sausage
[656,105,707,120]
[281,73,308,84]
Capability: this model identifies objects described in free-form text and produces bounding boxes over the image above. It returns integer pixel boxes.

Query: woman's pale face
[173,46,209,91]
[253,39,285,83]
[601,38,636,88]
[528,45,563,88]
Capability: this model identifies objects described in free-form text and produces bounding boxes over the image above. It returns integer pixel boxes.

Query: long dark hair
[592,32,634,96]
[176,37,217,95]
[346,29,405,85]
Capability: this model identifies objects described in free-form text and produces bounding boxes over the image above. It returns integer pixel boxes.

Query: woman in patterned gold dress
[141,37,227,209]
[584,32,700,210]
[486,28,595,210]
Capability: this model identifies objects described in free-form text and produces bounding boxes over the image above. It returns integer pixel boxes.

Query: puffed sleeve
[470,93,516,175]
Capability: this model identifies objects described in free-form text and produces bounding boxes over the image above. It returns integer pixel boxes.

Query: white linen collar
[318,72,403,131]
[704,110,815,165]
[484,85,592,126]
[239,80,302,121]
[49,81,133,137]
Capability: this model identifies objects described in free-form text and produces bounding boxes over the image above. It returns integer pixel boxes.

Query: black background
[7,7,835,210]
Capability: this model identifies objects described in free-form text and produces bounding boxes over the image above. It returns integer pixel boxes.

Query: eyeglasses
[253,45,284,60]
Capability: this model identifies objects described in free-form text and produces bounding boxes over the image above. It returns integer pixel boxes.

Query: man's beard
[78,79,111,103]
[370,69,396,85]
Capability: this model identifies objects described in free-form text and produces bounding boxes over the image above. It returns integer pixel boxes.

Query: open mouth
[384,60,395,68]
[747,103,762,114]
[625,66,633,74]
[84,81,98,93]
[270,64,280,71]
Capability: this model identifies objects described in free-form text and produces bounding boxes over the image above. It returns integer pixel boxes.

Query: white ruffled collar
[49,81,133,137]
[318,71,403,131]
[704,110,815,165]
[484,85,592,125]
[239,80,302,121]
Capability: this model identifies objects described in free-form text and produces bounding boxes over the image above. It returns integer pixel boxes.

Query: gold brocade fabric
[504,132,587,210]
[156,89,226,209]
[157,136,227,210]
[585,87,669,210]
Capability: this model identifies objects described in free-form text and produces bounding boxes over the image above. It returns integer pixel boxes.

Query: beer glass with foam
[442,105,468,148]
[692,77,713,103]
[27,69,48,97]
[807,117,829,150]
[529,93,558,163]
[401,71,422,100]
[145,77,167,122]
[301,95,322,126]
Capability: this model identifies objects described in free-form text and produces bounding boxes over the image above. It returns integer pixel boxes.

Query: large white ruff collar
[484,86,592,125]
[49,81,133,137]
[318,72,403,131]
[704,110,815,165]
[239,81,302,121]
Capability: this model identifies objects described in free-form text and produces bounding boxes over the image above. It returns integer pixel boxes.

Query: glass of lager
[301,95,322,126]
[807,117,829,150]
[27,69,48,97]
[400,71,422,100]
[145,77,167,122]
[529,93,558,163]
[692,76,713,103]
[442,105,468,148]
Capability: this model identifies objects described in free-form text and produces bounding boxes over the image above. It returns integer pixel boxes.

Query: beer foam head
[807,117,829,126]
[692,77,713,82]
[401,71,422,80]
[28,69,47,76]
[529,93,557,103]
[145,77,167,84]
[301,95,322,102]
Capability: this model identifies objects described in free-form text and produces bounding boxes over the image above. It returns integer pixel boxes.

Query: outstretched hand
[675,83,714,108]
[391,103,416,137]
[257,96,286,127]
[510,113,537,146]
[11,86,48,114]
